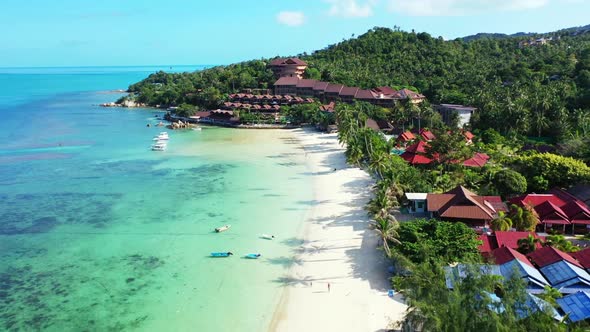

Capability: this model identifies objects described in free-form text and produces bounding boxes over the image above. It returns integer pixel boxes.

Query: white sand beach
[269,128,407,332]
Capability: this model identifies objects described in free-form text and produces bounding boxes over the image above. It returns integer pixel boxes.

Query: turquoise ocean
[0,66,313,331]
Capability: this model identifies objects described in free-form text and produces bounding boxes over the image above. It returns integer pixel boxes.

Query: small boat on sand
[211,252,233,257]
[261,234,275,240]
[215,225,231,233]
[244,253,261,259]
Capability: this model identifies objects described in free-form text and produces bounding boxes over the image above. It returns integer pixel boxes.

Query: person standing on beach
[328,282,330,292]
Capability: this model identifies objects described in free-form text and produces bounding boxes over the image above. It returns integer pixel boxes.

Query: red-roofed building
[420,129,436,141]
[339,86,360,103]
[464,131,475,144]
[269,58,308,79]
[463,153,490,168]
[325,84,344,99]
[509,192,590,233]
[400,141,432,165]
[528,246,583,268]
[398,88,426,103]
[492,246,536,267]
[296,79,317,96]
[312,81,330,98]
[572,248,590,271]
[479,231,544,256]
[427,186,506,228]
[396,131,416,145]
[478,231,545,257]
[274,77,299,95]
[320,102,335,113]
[355,89,377,102]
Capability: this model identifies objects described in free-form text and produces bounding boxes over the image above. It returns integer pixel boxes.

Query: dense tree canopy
[125,27,590,142]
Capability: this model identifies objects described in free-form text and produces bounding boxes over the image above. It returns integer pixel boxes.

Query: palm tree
[544,234,580,253]
[517,234,541,254]
[371,216,400,257]
[490,211,512,231]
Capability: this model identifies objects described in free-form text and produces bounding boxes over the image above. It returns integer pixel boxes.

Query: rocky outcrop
[167,120,195,130]
[99,99,146,108]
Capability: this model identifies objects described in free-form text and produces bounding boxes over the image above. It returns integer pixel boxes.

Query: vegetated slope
[128,26,590,139]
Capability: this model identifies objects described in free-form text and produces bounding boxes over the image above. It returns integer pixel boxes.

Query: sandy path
[269,128,406,332]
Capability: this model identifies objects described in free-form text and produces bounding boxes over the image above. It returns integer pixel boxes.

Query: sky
[0,0,589,67]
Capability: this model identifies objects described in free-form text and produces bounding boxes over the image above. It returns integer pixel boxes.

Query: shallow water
[0,67,312,331]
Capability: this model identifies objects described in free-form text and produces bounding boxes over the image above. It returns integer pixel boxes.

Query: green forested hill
[127,26,590,141]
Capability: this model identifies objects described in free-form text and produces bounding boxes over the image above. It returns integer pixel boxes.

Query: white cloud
[326,0,377,17]
[276,11,306,26]
[387,0,549,16]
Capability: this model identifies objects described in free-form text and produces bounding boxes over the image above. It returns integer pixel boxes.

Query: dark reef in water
[0,253,167,331]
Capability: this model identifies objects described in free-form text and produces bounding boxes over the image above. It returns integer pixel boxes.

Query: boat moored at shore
[215,225,231,233]
[210,252,233,257]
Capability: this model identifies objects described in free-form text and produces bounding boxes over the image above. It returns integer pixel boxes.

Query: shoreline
[269,128,406,332]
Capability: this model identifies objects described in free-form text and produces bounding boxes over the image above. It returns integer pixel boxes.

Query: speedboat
[211,252,233,257]
[154,132,169,140]
[245,253,261,259]
[261,234,275,240]
[215,225,231,233]
[151,142,167,151]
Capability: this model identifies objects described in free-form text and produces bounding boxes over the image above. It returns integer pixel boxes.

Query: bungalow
[572,248,590,272]
[364,118,393,133]
[478,231,544,257]
[405,193,427,213]
[419,129,436,141]
[528,246,590,294]
[396,131,416,146]
[491,246,550,294]
[319,102,335,113]
[510,191,590,234]
[427,185,506,228]
[556,292,590,323]
[463,152,490,168]
[400,141,432,165]
[398,88,426,104]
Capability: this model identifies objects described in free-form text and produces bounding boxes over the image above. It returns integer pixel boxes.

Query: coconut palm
[491,211,512,231]
[371,216,400,257]
[517,234,541,254]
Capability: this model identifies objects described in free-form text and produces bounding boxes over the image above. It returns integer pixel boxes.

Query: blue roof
[500,260,549,292]
[516,294,563,320]
[557,292,590,322]
[540,261,590,293]
[444,264,501,289]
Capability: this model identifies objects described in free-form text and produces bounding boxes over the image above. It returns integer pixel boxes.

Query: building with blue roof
[539,261,590,294]
[557,291,590,323]
[500,259,549,294]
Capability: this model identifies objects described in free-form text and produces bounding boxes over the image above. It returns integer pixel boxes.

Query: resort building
[435,104,477,128]
[572,248,590,272]
[273,77,299,95]
[527,247,590,294]
[426,185,506,229]
[509,189,590,234]
[268,58,308,79]
[273,78,425,106]
[556,292,590,323]
[478,231,544,257]
[396,131,416,146]
[491,246,550,294]
[400,141,432,165]
[404,193,427,214]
